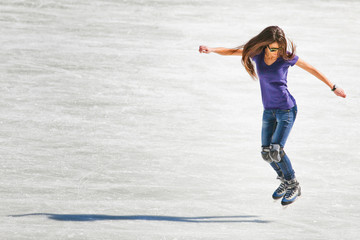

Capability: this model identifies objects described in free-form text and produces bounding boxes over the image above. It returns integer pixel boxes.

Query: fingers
[199,45,210,54]
[341,90,346,98]
[335,88,346,98]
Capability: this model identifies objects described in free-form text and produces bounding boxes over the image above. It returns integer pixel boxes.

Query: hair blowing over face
[240,26,296,80]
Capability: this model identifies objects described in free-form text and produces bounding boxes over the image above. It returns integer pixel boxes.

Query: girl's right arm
[199,46,243,56]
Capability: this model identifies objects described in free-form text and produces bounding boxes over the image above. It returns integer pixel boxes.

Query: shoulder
[289,55,299,66]
[283,53,299,67]
[251,51,263,62]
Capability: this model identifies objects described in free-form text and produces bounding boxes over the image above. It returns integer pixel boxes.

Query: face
[266,42,281,57]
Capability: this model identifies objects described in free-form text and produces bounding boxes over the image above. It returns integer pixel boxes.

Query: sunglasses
[267,45,280,52]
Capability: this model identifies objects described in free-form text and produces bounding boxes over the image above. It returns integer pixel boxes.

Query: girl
[199,26,346,206]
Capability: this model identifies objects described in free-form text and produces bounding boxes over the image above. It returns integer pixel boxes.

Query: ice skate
[281,178,301,206]
[272,176,286,200]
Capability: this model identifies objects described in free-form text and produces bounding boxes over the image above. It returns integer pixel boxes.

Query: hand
[199,45,212,54]
[334,87,346,98]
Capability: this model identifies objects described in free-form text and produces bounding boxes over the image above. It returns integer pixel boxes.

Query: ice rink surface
[1,0,360,239]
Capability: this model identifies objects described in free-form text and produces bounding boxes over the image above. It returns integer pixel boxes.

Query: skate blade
[282,204,290,209]
[281,195,301,209]
[273,195,284,203]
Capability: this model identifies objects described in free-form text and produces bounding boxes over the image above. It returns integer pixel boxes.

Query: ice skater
[199,26,346,205]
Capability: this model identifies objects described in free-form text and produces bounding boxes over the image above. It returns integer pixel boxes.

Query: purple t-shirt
[251,50,299,110]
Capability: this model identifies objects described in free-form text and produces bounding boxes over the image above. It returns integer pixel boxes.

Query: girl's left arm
[295,58,346,98]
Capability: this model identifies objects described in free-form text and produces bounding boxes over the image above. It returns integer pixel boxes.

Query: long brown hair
[239,26,296,80]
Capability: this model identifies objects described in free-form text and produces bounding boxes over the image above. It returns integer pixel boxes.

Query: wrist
[331,84,337,91]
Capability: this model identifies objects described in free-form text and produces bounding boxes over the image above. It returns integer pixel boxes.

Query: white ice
[1,0,360,239]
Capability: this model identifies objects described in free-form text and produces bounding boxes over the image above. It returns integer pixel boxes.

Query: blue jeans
[261,105,297,180]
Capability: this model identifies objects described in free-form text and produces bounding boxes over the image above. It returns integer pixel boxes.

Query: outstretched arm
[295,58,346,98]
[199,46,243,56]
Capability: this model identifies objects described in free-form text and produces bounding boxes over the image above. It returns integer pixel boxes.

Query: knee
[270,144,285,163]
[261,146,272,163]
